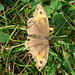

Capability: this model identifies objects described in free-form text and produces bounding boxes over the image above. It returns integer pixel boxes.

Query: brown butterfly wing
[25,36,49,70]
[27,4,49,36]
[27,18,45,36]
[25,4,49,70]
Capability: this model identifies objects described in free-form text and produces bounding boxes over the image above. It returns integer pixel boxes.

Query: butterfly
[25,4,49,71]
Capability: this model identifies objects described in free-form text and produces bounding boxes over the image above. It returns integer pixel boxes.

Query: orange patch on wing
[36,49,45,61]
[40,18,46,25]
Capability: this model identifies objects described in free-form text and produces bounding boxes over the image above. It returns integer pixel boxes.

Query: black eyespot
[28,39,30,41]
[40,11,42,14]
[40,61,43,64]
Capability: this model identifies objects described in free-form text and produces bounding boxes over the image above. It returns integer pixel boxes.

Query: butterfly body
[25,4,49,70]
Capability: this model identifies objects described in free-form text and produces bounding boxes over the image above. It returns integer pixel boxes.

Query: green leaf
[49,20,56,27]
[30,0,41,8]
[0,4,4,11]
[22,0,30,3]
[51,0,62,10]
[53,13,65,25]
[44,6,54,17]
[53,13,65,35]
[0,31,9,42]
[4,0,12,5]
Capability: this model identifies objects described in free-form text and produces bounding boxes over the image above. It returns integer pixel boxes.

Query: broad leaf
[0,31,9,42]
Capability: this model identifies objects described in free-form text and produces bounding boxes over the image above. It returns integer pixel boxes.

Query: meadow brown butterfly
[25,4,49,71]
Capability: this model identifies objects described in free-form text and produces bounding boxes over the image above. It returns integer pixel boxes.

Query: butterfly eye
[40,11,42,14]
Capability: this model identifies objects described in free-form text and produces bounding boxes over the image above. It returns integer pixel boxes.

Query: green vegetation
[0,0,75,75]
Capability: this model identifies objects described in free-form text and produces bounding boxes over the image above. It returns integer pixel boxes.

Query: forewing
[27,4,49,36]
[27,18,45,36]
[25,36,49,70]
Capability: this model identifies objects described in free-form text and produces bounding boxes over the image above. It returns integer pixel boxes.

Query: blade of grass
[2,25,19,54]
[0,7,12,16]
[62,44,75,75]
[63,46,75,75]
[4,10,7,26]
[8,0,20,14]
[61,12,75,30]
[0,25,15,30]
[61,0,75,8]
